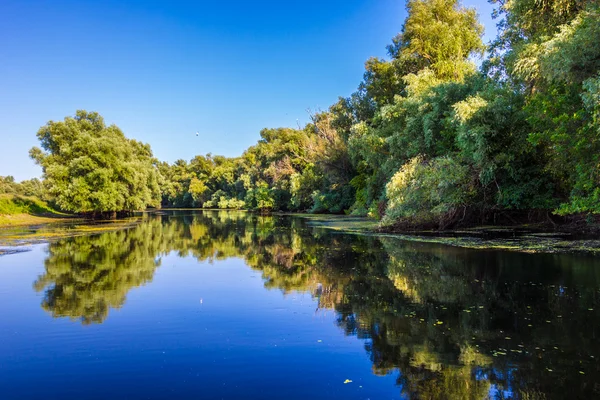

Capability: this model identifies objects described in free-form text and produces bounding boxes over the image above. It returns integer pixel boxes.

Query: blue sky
[0,0,496,181]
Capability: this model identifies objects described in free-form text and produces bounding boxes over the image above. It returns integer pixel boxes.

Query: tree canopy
[20,0,600,228]
[30,110,161,215]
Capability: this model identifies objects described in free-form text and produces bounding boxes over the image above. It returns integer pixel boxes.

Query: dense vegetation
[29,110,161,217]
[144,0,600,228]
[0,176,43,198]
[3,0,598,228]
[0,194,57,216]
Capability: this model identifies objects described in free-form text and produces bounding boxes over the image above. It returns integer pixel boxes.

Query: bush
[244,183,275,212]
[255,183,275,212]
[228,198,246,209]
[204,191,245,210]
[382,156,475,227]
[309,185,354,214]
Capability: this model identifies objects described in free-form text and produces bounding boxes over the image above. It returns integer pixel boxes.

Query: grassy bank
[0,194,71,227]
[0,195,148,254]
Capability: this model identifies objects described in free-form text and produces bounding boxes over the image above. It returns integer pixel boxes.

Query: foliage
[0,194,58,216]
[23,0,600,225]
[30,111,161,215]
[0,176,44,198]
[382,156,475,227]
[253,183,275,212]
[388,0,485,81]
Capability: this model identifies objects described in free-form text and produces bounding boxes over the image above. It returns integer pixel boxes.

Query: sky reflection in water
[1,210,600,399]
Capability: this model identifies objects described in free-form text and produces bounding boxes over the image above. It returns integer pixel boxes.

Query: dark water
[1,211,600,399]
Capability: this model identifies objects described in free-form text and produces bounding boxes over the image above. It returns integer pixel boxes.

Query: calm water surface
[1,211,600,399]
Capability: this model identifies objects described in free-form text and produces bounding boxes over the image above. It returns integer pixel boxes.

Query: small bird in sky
[196,131,199,136]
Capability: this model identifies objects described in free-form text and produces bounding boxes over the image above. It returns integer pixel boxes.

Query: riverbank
[2,209,600,256]
[303,214,600,254]
[0,217,141,255]
[0,194,75,226]
[0,213,77,227]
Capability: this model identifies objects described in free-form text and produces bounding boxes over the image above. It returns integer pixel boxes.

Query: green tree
[30,110,161,216]
[254,182,275,212]
[389,0,485,81]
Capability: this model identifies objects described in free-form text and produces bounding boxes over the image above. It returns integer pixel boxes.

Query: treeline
[22,0,600,227]
[156,0,600,228]
[0,176,43,198]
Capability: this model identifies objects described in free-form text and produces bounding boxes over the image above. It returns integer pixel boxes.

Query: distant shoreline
[2,210,600,257]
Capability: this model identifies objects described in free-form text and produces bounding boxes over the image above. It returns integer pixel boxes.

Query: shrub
[382,156,475,227]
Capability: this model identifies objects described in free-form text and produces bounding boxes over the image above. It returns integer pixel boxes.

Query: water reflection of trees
[341,239,600,399]
[35,210,600,398]
[34,221,164,324]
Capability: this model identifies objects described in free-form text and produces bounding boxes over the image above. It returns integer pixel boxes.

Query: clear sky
[0,0,496,181]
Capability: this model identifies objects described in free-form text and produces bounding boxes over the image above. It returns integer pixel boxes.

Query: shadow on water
[34,210,600,399]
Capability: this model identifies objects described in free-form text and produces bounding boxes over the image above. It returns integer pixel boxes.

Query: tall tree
[30,110,161,216]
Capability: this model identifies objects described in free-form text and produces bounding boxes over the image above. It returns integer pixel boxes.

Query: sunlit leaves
[30,110,161,214]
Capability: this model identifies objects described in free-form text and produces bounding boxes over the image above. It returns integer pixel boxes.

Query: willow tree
[30,110,161,216]
[389,0,485,81]
[489,0,600,214]
[345,0,486,218]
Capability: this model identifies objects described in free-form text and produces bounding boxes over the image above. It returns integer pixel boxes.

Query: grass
[0,194,62,215]
[0,194,72,227]
[0,195,143,252]
[0,213,69,227]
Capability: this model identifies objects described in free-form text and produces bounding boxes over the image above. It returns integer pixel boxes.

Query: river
[1,210,599,399]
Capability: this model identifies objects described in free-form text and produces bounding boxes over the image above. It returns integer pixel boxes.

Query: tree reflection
[34,220,165,324]
[34,210,600,398]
